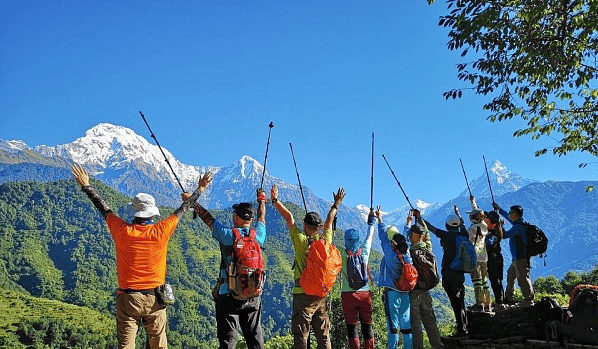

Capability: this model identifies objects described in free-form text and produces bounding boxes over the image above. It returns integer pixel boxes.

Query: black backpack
[536,297,564,337]
[525,223,548,257]
[566,285,598,345]
[411,247,440,291]
[346,248,368,290]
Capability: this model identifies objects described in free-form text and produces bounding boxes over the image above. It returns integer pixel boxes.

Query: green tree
[534,275,565,295]
[431,0,598,165]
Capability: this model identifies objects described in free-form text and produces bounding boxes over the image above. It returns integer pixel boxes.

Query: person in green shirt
[271,184,345,349]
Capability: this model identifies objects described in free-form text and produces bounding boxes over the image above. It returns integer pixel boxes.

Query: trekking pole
[459,158,473,197]
[139,111,185,193]
[483,155,496,204]
[260,122,274,190]
[289,143,308,211]
[370,132,374,211]
[381,154,414,210]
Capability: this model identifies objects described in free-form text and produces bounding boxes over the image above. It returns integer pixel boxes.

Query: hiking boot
[449,330,469,339]
[494,303,508,311]
[503,298,517,305]
[468,303,483,311]
[518,299,534,307]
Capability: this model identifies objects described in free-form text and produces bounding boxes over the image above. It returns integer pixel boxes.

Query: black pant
[487,251,505,304]
[442,269,468,334]
[215,293,265,349]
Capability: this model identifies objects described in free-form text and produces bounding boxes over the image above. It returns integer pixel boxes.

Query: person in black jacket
[484,210,505,309]
[422,205,469,338]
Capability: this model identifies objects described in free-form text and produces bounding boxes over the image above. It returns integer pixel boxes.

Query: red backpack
[227,228,265,300]
[299,239,342,297]
[394,252,418,292]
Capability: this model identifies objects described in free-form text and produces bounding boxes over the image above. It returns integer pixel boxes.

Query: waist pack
[227,228,265,300]
[450,235,477,273]
[411,247,440,291]
[394,252,418,292]
[346,248,368,290]
[524,223,548,257]
[300,239,342,297]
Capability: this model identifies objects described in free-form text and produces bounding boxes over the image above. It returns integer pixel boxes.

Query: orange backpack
[299,239,342,297]
[394,253,418,292]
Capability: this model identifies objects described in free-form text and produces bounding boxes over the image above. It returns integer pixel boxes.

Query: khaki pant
[292,293,331,349]
[410,289,444,349]
[116,292,167,349]
[505,258,534,302]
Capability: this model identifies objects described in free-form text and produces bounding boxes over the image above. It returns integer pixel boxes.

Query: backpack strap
[232,227,256,240]
[232,227,242,240]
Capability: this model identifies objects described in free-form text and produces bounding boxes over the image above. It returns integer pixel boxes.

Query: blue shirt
[377,223,412,291]
[498,208,528,261]
[212,220,266,294]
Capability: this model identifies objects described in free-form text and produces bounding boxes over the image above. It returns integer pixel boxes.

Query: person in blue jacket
[375,207,413,349]
[492,202,534,306]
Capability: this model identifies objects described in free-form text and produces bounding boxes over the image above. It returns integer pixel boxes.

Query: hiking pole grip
[382,154,414,210]
[139,111,186,193]
[260,122,274,190]
[459,158,473,197]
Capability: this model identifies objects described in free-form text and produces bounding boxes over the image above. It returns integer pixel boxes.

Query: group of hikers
[71,162,538,349]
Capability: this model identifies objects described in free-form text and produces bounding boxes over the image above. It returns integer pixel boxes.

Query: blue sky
[1,0,595,210]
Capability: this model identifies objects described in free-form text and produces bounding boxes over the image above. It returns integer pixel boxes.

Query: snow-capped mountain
[459,159,539,199]
[0,123,367,230]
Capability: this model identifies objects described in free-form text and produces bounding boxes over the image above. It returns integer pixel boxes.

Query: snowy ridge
[0,140,31,153]
[459,159,538,199]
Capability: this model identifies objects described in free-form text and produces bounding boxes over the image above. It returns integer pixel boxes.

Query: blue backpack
[450,235,477,273]
[346,248,368,290]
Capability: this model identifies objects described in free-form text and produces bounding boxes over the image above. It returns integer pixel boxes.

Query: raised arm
[175,171,214,219]
[324,187,345,231]
[256,188,266,225]
[72,164,112,218]
[271,184,295,230]
[364,208,377,254]
[469,195,480,210]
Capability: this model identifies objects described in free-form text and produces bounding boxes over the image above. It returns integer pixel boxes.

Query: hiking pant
[116,292,167,349]
[505,258,534,302]
[410,289,444,349]
[292,293,331,349]
[441,269,468,334]
[383,289,413,349]
[341,291,375,349]
[487,251,504,304]
[471,262,491,305]
[215,293,264,349]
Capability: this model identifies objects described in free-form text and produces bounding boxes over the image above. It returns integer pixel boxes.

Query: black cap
[409,224,425,235]
[303,212,323,227]
[486,211,500,223]
[392,233,408,254]
[233,203,254,220]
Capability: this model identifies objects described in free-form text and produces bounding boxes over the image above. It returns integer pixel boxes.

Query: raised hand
[71,164,89,187]
[271,183,278,201]
[198,171,214,190]
[333,187,346,207]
